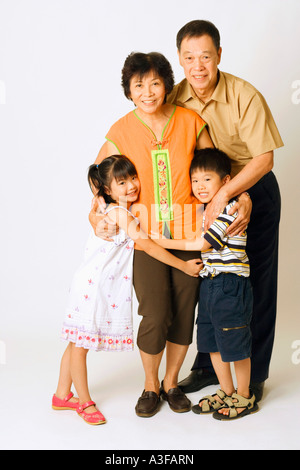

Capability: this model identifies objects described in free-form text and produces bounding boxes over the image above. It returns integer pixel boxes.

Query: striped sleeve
[204,202,237,251]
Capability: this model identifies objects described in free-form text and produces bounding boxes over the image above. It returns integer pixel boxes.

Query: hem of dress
[61,326,134,352]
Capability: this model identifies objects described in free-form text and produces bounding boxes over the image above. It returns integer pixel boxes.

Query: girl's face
[129,71,166,115]
[106,174,141,206]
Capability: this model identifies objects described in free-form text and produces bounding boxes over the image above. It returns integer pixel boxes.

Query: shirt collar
[180,70,227,105]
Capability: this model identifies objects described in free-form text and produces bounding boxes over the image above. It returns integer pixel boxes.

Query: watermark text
[291,80,300,104]
[0,340,6,365]
[291,340,300,365]
[0,80,6,105]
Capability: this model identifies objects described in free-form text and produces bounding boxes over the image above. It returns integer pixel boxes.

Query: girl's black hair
[190,148,231,179]
[88,155,138,204]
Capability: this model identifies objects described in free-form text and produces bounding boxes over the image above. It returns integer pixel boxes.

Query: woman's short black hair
[176,20,221,52]
[190,148,231,179]
[88,155,137,204]
[121,52,175,100]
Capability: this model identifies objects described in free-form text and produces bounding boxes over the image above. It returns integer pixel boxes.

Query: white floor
[0,332,299,451]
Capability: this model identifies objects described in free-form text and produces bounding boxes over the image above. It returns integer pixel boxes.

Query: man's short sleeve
[238,91,283,157]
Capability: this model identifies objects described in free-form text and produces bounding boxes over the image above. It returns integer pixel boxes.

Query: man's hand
[89,197,118,241]
[203,189,252,237]
[226,193,252,236]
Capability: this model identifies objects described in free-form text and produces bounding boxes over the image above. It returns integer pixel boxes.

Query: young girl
[52,155,201,425]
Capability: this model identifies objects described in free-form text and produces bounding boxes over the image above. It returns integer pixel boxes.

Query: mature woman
[90,52,214,417]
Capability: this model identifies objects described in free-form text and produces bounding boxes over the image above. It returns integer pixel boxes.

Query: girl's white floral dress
[61,206,135,351]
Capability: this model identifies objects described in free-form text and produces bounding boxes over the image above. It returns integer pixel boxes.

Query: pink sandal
[77,401,106,425]
[52,392,78,411]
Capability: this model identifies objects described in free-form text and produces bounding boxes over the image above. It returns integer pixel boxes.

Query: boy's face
[191,169,230,203]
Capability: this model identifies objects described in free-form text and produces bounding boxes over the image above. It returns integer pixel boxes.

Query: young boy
[155,147,258,420]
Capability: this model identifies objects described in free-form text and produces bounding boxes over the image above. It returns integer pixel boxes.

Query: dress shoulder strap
[104,205,139,221]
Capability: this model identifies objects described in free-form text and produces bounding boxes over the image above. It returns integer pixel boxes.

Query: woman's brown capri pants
[133,249,201,355]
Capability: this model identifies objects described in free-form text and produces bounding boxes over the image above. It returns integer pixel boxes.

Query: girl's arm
[107,208,202,277]
[152,236,212,252]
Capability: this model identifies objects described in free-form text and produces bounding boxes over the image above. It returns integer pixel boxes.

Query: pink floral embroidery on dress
[157,159,170,219]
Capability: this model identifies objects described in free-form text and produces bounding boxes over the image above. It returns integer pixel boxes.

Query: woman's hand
[184,259,203,277]
[89,197,118,241]
[226,193,252,236]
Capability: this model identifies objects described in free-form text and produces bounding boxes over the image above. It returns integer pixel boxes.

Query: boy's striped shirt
[200,200,250,278]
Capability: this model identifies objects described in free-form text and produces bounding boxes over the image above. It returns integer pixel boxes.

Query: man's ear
[217,47,222,65]
[177,48,183,66]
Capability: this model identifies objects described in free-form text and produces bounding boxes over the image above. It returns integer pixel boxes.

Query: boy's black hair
[88,155,137,204]
[190,147,231,179]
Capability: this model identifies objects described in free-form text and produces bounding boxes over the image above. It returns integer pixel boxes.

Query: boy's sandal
[213,392,259,421]
[52,392,78,411]
[77,401,106,425]
[192,389,228,414]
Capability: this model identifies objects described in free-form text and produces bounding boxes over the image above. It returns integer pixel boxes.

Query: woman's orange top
[106,105,207,248]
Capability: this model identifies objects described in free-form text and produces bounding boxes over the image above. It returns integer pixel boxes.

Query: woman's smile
[129,72,166,115]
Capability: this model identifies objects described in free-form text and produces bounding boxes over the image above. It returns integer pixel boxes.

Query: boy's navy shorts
[197,273,253,362]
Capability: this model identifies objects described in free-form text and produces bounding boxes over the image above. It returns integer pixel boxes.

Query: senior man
[169,20,283,401]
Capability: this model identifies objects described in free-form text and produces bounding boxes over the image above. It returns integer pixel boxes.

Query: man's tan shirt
[168,71,283,176]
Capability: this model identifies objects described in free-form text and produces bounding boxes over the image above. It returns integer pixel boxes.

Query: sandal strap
[64,392,74,402]
[221,392,257,417]
[215,389,227,401]
[231,392,256,409]
[199,389,228,412]
[77,401,96,413]
[200,397,215,413]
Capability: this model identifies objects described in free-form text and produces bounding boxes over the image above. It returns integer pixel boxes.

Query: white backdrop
[0,0,299,450]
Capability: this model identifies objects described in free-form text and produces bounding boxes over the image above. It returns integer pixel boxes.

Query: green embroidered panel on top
[151,149,173,222]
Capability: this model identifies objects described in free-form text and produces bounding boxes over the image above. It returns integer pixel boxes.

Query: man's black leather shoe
[250,381,265,402]
[178,369,219,393]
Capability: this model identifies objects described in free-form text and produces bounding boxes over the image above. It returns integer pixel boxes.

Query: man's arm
[222,151,274,200]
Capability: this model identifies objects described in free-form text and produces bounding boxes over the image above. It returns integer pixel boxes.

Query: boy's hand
[184,259,203,277]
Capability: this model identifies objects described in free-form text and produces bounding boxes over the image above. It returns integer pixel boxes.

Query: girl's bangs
[112,158,137,181]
